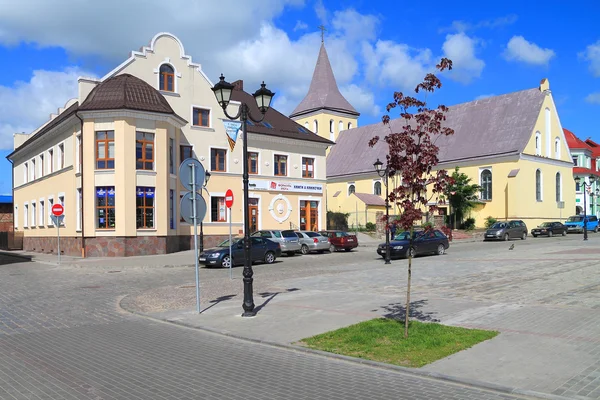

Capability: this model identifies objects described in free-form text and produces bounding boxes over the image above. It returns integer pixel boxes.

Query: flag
[222,120,243,152]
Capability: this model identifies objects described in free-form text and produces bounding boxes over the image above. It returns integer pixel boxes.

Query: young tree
[447,167,481,227]
[369,58,454,338]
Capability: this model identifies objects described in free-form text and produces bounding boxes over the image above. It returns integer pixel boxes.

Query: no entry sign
[52,203,64,216]
[225,189,234,208]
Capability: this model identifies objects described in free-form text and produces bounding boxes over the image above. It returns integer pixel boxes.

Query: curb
[118,297,572,400]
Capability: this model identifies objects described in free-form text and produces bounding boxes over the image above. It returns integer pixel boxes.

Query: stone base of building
[23,235,230,257]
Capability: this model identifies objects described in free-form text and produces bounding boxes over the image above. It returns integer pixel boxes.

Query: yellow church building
[292,41,575,229]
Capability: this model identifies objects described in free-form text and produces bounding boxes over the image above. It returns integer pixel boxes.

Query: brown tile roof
[230,84,334,145]
[327,87,546,178]
[290,43,359,118]
[79,74,177,115]
[352,192,386,206]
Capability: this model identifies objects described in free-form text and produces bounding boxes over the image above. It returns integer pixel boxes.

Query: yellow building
[322,78,575,229]
[8,33,332,257]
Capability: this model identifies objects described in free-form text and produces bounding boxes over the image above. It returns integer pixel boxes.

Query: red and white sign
[52,203,64,216]
[225,189,234,208]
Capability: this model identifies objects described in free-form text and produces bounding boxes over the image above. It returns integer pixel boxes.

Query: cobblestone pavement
[0,253,538,400]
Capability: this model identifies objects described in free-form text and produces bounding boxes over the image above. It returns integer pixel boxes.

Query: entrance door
[300,200,319,231]
[248,198,259,233]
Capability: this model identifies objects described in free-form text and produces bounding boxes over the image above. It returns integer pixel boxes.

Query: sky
[1,0,599,195]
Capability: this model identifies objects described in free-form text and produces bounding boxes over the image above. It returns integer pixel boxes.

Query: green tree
[446,167,481,227]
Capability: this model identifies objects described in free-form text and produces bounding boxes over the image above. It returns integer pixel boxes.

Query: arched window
[313,120,318,133]
[348,184,355,196]
[535,132,541,155]
[348,122,353,130]
[555,137,561,159]
[480,169,492,200]
[329,120,334,133]
[304,121,309,128]
[329,119,334,141]
[536,169,542,201]
[545,108,551,157]
[339,121,343,132]
[159,64,175,92]
[555,172,562,202]
[374,181,382,196]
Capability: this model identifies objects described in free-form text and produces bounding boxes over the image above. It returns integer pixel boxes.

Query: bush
[327,211,349,230]
[365,222,376,231]
[484,216,497,229]
[460,218,476,231]
[421,221,434,230]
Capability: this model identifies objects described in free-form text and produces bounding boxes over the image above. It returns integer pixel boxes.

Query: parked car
[484,220,528,241]
[198,237,281,268]
[564,215,599,233]
[318,230,359,252]
[531,222,568,237]
[295,231,330,254]
[377,229,449,259]
[251,230,301,256]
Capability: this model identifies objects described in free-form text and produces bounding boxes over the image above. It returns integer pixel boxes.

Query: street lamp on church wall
[574,175,596,241]
[212,75,275,317]
[374,158,391,264]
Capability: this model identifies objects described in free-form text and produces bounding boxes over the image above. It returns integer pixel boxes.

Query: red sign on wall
[225,189,234,208]
[52,204,64,216]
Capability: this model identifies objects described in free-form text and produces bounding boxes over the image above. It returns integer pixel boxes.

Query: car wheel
[344,248,352,252]
[436,244,445,255]
[301,244,309,255]
[521,232,527,240]
[595,226,599,233]
[329,244,336,253]
[222,255,232,269]
[504,233,509,241]
[548,230,553,237]
[286,252,295,257]
[562,230,567,236]
[407,247,416,258]
[264,251,275,264]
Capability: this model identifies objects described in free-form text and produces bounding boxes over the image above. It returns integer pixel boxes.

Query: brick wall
[0,204,13,232]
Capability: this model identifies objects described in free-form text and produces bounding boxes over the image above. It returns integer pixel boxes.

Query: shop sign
[249,179,323,194]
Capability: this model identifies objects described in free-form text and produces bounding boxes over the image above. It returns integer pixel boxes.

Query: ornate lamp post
[574,175,596,241]
[212,75,275,317]
[374,158,391,264]
[199,171,211,252]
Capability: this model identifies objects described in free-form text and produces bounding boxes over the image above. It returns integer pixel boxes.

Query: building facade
[564,129,600,216]
[8,33,332,257]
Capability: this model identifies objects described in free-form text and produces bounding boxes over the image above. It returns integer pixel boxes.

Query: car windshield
[540,222,552,227]
[282,230,297,238]
[394,231,422,240]
[217,238,241,247]
[567,216,583,222]
[304,232,321,238]
[490,222,507,229]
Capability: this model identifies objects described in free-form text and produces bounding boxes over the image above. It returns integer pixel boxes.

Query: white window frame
[535,132,542,156]
[58,143,65,170]
[273,152,290,177]
[58,193,65,227]
[31,200,36,227]
[479,167,493,201]
[536,169,543,202]
[339,121,344,133]
[48,148,54,174]
[24,162,28,184]
[209,193,229,223]
[348,122,353,130]
[554,137,561,159]
[23,202,28,228]
[31,158,36,180]
[156,61,179,93]
[39,198,45,227]
[39,153,45,177]
[373,179,382,196]
[76,135,81,173]
[301,156,315,179]
[247,149,261,175]
[209,146,229,173]
[348,182,356,196]
[545,108,551,157]
[555,172,563,202]
[47,196,54,226]
[190,105,213,129]
[313,120,318,133]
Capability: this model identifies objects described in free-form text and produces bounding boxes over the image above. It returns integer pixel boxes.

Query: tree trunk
[404,225,414,338]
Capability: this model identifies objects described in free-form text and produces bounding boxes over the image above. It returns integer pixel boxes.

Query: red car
[318,230,359,252]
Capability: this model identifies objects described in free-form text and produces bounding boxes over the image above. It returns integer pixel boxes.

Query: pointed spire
[290,42,359,118]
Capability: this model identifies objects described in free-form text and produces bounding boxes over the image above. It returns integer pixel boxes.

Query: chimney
[539,78,550,94]
[232,80,243,91]
[78,76,100,103]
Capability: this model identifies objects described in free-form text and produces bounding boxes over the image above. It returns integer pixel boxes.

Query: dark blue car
[377,229,449,259]
[199,237,282,268]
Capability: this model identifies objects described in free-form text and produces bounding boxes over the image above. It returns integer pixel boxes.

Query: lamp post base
[241,311,257,318]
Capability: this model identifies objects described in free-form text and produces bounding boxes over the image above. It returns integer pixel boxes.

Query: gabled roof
[327,87,547,178]
[585,138,600,158]
[352,192,386,206]
[290,43,359,118]
[230,82,333,145]
[564,128,590,150]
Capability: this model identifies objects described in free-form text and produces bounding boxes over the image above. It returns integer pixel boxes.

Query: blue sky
[1,0,599,195]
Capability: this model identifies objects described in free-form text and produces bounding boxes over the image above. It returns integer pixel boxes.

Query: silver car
[251,230,301,256]
[295,231,330,254]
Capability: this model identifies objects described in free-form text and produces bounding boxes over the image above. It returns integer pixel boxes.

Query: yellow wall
[293,112,358,145]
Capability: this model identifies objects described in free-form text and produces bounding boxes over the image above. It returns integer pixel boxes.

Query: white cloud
[294,20,308,31]
[579,40,600,77]
[0,67,94,150]
[442,33,485,84]
[340,84,380,117]
[585,93,600,104]
[503,36,555,65]
[440,15,518,33]
[475,93,495,100]
[331,8,379,43]
[314,0,328,25]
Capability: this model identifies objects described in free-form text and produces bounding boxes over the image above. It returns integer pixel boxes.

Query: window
[136,187,155,229]
[313,120,318,133]
[180,193,186,223]
[211,148,227,172]
[96,186,116,229]
[304,121,309,129]
[39,200,45,227]
[535,132,541,156]
[536,169,542,201]
[76,189,82,231]
[248,152,258,174]
[348,122,353,130]
[136,132,154,170]
[180,145,193,161]
[545,108,551,157]
[40,154,44,176]
[573,156,579,166]
[48,149,54,174]
[348,184,356,196]
[31,202,36,226]
[339,121,343,132]
[481,169,492,200]
[31,159,36,180]
[24,163,28,183]
[274,154,287,176]
[329,120,334,133]
[76,135,81,173]
[302,157,314,178]
[24,204,28,227]
[555,172,561,202]
[169,138,174,174]
[58,143,64,169]
[211,197,227,222]
[169,190,175,229]
[159,64,174,92]
[192,108,210,127]
[576,181,580,192]
[48,198,54,225]
[96,131,115,169]
[374,181,382,196]
[58,195,64,226]
[554,138,561,159]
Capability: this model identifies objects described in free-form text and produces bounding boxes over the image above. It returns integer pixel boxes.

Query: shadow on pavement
[200,294,237,313]
[375,299,440,322]
[254,288,301,314]
[0,252,33,266]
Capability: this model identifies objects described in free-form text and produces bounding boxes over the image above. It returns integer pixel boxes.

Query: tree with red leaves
[369,58,454,338]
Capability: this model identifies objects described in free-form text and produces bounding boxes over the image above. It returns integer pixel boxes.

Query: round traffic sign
[179,192,207,225]
[52,203,64,216]
[225,189,234,208]
[179,158,206,192]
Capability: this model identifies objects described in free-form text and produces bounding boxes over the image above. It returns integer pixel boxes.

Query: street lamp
[374,158,391,264]
[574,175,596,241]
[199,171,211,252]
[212,74,274,317]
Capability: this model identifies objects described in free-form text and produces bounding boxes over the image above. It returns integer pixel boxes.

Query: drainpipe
[8,158,14,235]
[75,114,85,257]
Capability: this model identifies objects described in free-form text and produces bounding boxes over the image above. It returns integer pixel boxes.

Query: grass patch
[301,318,498,368]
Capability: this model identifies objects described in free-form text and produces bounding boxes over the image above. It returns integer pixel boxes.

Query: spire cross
[318,25,326,42]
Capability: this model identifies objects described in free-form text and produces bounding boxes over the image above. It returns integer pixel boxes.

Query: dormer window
[159,64,174,92]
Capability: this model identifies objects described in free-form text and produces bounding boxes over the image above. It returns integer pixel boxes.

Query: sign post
[51,204,64,264]
[225,189,234,280]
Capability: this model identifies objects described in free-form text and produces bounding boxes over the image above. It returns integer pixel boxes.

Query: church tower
[290,37,359,144]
